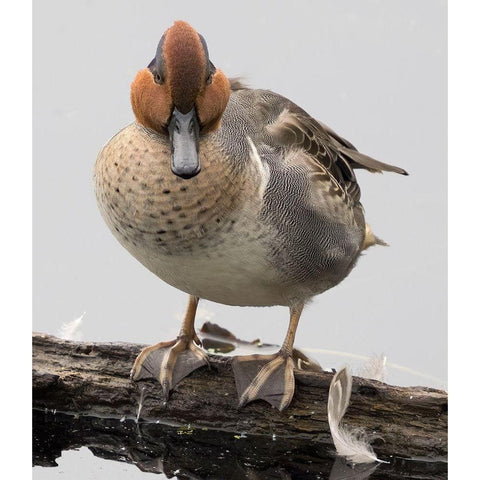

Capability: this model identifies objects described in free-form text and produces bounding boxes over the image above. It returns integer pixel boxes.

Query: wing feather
[265,103,407,204]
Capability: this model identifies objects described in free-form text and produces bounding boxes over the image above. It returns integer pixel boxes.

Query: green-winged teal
[94,20,407,411]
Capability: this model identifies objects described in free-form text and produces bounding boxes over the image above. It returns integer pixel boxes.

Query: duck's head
[130,21,230,179]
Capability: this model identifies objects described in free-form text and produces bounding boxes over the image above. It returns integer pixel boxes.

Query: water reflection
[33,410,446,479]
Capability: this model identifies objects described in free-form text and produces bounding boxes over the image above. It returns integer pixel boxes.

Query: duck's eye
[206,60,216,86]
[154,72,164,85]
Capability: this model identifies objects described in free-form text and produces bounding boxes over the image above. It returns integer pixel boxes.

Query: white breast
[126,219,289,307]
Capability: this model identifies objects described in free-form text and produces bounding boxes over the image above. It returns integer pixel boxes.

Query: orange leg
[131,295,208,398]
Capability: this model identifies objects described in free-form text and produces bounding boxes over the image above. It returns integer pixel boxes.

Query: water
[33,410,446,479]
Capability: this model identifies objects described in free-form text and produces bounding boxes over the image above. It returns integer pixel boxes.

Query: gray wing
[233,88,408,204]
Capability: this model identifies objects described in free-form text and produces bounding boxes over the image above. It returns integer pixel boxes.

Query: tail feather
[338,146,408,176]
[317,119,408,176]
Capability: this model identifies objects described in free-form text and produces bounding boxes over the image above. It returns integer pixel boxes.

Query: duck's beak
[168,107,201,179]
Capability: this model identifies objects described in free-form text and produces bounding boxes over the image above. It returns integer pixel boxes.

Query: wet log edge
[32,332,447,460]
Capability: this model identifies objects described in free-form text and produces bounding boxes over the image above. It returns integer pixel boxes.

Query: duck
[94,20,407,411]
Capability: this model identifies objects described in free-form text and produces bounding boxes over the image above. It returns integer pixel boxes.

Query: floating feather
[58,312,85,341]
[328,367,383,464]
[358,354,387,383]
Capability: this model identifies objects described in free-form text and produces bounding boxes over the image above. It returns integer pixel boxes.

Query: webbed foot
[131,333,209,398]
[232,351,295,411]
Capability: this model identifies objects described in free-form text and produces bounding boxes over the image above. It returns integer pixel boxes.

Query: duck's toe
[232,352,295,411]
[131,336,209,398]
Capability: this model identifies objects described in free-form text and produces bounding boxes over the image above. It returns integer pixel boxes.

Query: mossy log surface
[32,329,447,462]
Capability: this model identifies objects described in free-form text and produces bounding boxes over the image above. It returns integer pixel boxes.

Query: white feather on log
[58,312,85,341]
[328,367,384,464]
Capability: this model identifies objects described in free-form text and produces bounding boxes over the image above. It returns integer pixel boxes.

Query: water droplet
[136,386,146,423]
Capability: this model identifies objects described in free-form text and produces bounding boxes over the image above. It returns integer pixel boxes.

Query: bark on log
[32,330,447,461]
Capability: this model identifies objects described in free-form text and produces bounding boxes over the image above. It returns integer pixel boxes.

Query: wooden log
[32,329,447,461]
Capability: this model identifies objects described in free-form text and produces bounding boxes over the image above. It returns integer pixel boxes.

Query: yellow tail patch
[362,223,388,250]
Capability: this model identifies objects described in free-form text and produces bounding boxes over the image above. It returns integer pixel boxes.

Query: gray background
[33,0,447,389]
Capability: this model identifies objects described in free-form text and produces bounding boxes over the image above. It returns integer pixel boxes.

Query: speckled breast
[95,124,245,251]
[94,123,286,306]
